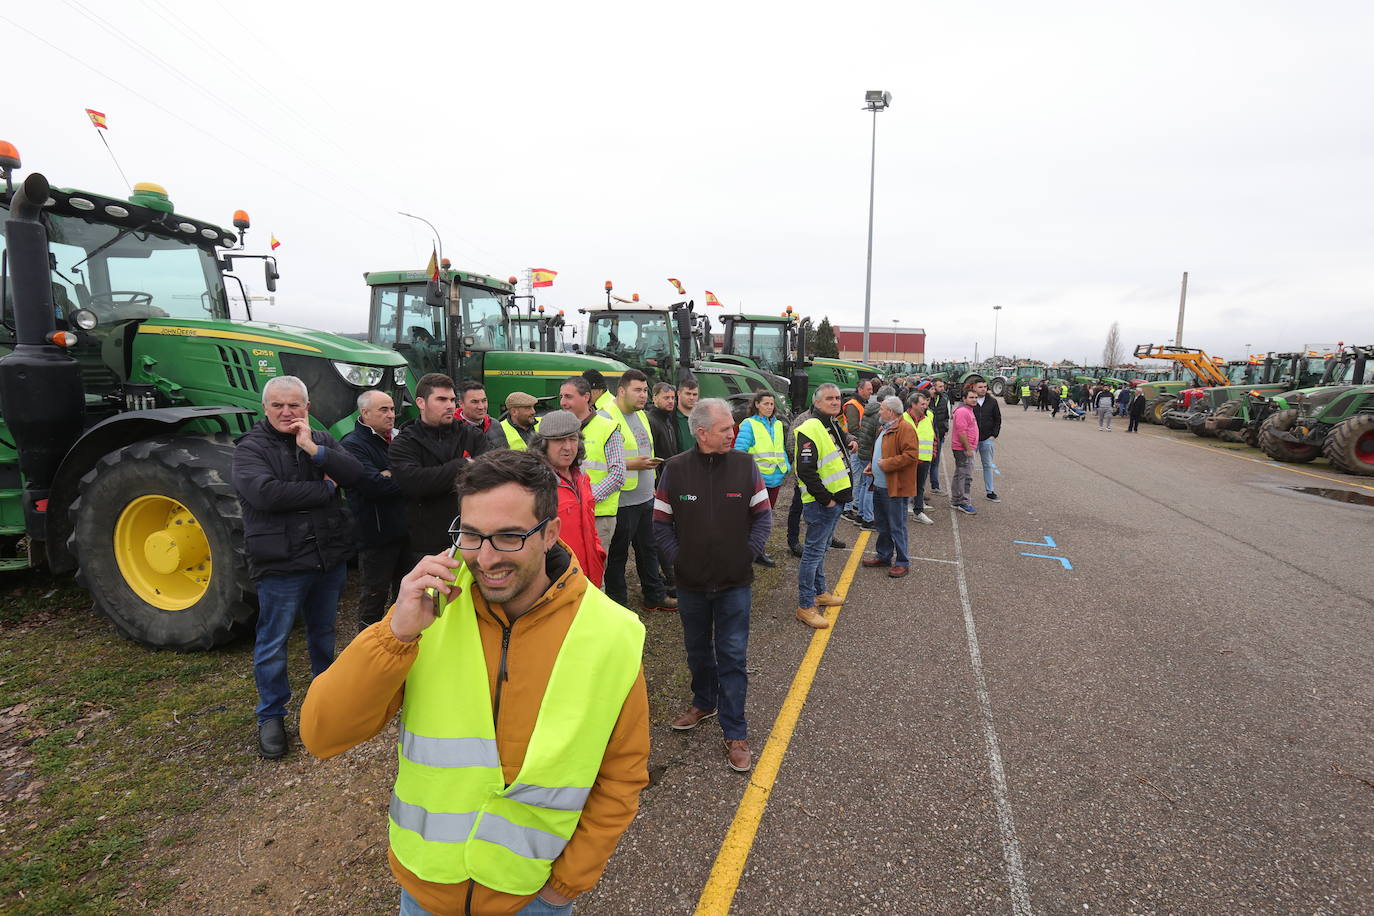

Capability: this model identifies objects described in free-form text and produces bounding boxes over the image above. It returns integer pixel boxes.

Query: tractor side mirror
[264,258,280,292]
[424,279,444,308]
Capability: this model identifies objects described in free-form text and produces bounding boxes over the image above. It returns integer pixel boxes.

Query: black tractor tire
[1258,409,1321,464]
[1004,391,1020,406]
[1322,413,1374,476]
[990,378,1006,398]
[1188,410,1215,438]
[68,434,256,650]
[1212,400,1246,443]
[1146,397,1173,425]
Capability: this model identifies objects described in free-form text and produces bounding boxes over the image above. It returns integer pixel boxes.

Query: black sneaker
[258,718,287,759]
[986,492,1001,502]
[829,536,847,549]
[789,543,804,558]
[859,519,877,530]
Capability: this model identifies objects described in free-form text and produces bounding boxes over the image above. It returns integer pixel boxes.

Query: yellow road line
[1140,429,1374,492]
[693,530,871,916]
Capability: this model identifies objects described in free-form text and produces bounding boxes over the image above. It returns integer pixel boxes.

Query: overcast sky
[6,0,1371,365]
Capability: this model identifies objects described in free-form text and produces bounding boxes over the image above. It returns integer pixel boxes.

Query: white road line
[907,555,959,565]
[945,468,1034,915]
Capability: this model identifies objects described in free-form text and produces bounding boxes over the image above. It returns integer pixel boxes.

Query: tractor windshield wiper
[69,224,149,273]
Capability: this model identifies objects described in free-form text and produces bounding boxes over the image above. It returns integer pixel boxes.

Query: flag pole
[95,128,132,191]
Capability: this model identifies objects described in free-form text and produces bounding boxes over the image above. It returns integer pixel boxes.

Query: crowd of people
[227,366,1017,914]
[1020,377,1148,430]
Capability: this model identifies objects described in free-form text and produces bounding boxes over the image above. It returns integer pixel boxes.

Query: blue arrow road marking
[1021,552,1073,570]
[1013,535,1057,548]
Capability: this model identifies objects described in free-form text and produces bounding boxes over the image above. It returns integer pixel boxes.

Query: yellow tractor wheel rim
[113,495,212,611]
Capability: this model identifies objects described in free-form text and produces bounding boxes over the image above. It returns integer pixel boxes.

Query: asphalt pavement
[582,406,1374,915]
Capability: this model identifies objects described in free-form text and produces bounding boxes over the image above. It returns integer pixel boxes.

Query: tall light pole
[992,305,1002,362]
[861,90,891,363]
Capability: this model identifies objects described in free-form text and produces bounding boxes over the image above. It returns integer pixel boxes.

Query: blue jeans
[678,586,751,740]
[400,888,572,915]
[253,563,347,724]
[853,459,875,522]
[606,499,665,607]
[929,434,944,489]
[976,438,997,494]
[871,487,909,565]
[799,501,842,608]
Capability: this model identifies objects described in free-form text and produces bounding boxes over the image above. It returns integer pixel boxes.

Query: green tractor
[364,268,626,410]
[1253,346,1373,472]
[0,144,408,649]
[580,296,792,421]
[713,310,879,407]
[998,366,1046,405]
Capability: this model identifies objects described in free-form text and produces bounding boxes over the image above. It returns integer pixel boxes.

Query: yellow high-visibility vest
[902,411,935,462]
[500,419,528,451]
[598,402,647,495]
[578,414,621,517]
[794,417,849,504]
[389,561,644,895]
[742,416,787,476]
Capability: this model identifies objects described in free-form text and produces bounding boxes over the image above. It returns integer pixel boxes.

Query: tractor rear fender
[43,407,256,572]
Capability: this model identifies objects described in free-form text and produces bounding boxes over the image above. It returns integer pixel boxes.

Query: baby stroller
[1061,398,1087,420]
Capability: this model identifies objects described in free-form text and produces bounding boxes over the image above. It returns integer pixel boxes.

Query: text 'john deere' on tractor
[0,141,408,650]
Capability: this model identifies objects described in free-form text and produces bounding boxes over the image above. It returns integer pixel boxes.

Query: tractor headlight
[70,308,99,330]
[392,367,408,387]
[332,362,385,387]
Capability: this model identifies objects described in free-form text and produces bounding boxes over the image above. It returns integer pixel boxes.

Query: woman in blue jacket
[734,390,790,567]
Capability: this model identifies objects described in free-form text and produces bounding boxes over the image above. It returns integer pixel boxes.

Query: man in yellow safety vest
[301,449,650,915]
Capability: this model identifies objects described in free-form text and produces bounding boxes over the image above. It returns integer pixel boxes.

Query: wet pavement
[581,409,1374,915]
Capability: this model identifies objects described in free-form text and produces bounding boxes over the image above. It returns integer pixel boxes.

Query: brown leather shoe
[796,606,830,629]
[861,557,890,568]
[670,706,718,730]
[724,739,752,773]
[888,565,909,578]
[814,592,843,607]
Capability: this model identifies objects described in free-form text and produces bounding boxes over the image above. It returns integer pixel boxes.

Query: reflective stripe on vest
[501,419,528,451]
[578,414,621,516]
[743,416,787,475]
[794,417,848,504]
[598,403,645,494]
[1020,385,1031,396]
[902,412,935,462]
[389,561,645,895]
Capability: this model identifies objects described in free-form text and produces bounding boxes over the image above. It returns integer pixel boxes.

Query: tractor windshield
[2,211,228,324]
[735,322,788,374]
[587,311,674,368]
[371,281,511,374]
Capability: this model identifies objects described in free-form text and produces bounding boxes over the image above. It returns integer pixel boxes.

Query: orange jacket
[874,416,920,498]
[300,548,650,916]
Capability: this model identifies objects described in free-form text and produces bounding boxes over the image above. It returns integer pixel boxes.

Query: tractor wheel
[990,378,1006,398]
[1258,409,1320,464]
[1213,401,1246,443]
[68,434,255,650]
[1188,411,1215,438]
[1146,397,1173,424]
[1004,391,1020,406]
[1322,413,1374,476]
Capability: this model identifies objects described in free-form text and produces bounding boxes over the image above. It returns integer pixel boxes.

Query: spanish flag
[426,247,440,282]
[704,290,723,307]
[531,268,558,288]
[667,278,685,295]
[270,235,281,250]
[85,108,108,130]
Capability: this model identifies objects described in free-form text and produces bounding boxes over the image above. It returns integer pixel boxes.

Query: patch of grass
[0,569,320,914]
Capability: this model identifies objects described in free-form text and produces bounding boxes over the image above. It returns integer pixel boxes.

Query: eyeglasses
[448,516,553,552]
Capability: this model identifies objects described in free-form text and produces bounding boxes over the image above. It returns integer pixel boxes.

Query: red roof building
[835,325,926,363]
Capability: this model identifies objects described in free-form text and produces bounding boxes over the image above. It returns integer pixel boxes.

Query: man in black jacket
[927,379,950,494]
[232,375,365,759]
[971,380,1003,502]
[654,398,771,773]
[645,382,679,597]
[340,389,407,632]
[390,372,480,559]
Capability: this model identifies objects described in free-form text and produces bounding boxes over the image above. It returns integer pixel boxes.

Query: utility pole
[860,90,891,363]
[1175,271,1188,348]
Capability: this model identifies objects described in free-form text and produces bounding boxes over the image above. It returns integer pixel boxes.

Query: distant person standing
[950,387,980,515]
[862,396,918,578]
[583,369,613,412]
[232,375,365,758]
[1094,385,1115,430]
[1128,385,1147,432]
[673,375,700,455]
[655,399,772,773]
[559,376,626,550]
[340,389,408,632]
[904,391,935,526]
[456,380,493,455]
[972,380,1002,502]
[841,380,873,521]
[1116,385,1131,417]
[793,383,854,629]
[1020,379,1032,410]
[646,382,679,460]
[734,390,789,567]
[486,390,538,451]
[927,379,951,494]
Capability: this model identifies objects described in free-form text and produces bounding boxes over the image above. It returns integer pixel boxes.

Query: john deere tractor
[363,267,625,410]
[714,309,879,407]
[0,142,408,649]
[580,294,791,421]
[1253,346,1373,472]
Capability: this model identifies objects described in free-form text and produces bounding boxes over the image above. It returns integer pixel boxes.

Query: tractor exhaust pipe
[0,172,86,540]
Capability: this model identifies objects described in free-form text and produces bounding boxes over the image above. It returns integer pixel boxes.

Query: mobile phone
[425,545,458,617]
